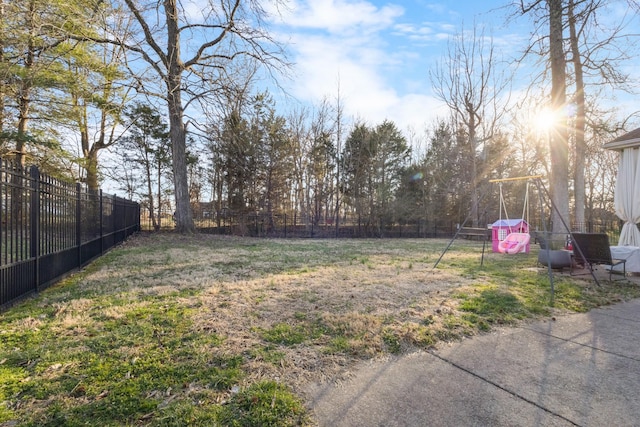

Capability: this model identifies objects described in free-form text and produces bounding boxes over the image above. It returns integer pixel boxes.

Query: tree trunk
[15,85,29,168]
[16,45,33,168]
[14,1,36,168]
[568,0,586,231]
[0,0,4,142]
[335,89,343,238]
[85,147,100,191]
[167,82,195,233]
[11,77,31,219]
[468,108,479,228]
[156,157,162,231]
[165,0,195,234]
[80,109,101,192]
[548,0,570,236]
[141,148,157,231]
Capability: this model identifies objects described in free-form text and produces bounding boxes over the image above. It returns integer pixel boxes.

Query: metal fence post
[76,183,82,267]
[113,194,117,240]
[100,190,104,255]
[30,166,40,291]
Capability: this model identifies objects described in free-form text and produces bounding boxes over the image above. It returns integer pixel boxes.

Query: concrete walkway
[305,299,640,427]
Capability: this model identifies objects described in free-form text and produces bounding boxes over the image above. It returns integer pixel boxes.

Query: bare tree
[202,67,248,222]
[308,99,337,229]
[585,116,621,223]
[201,61,258,228]
[514,0,571,235]
[334,80,345,237]
[287,107,311,229]
[95,0,287,233]
[567,0,639,229]
[568,0,586,230]
[430,24,510,227]
[547,0,571,234]
[516,0,640,235]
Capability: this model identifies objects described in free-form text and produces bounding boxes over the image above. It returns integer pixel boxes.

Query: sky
[264,0,640,137]
[100,0,640,196]
[267,0,521,133]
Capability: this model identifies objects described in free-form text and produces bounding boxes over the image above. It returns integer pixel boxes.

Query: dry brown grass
[6,232,640,425]
[62,233,500,396]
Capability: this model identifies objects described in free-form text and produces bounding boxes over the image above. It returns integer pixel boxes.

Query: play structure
[493,179,531,254]
[433,175,606,302]
[434,175,538,267]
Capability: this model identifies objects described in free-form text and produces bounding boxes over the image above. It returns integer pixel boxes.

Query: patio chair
[571,233,626,281]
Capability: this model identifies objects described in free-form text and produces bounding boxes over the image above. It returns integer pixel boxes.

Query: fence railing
[141,207,625,242]
[1,159,140,310]
[142,208,471,238]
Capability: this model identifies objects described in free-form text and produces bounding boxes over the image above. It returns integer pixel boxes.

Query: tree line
[112,90,621,236]
[0,0,638,235]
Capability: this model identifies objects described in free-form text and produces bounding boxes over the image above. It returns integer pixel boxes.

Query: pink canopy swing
[498,232,531,254]
[495,181,531,254]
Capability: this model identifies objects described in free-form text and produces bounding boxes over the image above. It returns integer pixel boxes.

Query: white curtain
[615,147,640,246]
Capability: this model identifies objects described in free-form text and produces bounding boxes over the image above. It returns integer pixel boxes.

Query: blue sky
[266,0,640,134]
[268,0,521,131]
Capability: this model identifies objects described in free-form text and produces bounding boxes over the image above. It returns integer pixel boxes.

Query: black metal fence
[142,207,624,242]
[1,159,140,310]
[141,208,465,238]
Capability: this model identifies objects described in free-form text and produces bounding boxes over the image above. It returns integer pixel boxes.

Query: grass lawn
[2,233,640,426]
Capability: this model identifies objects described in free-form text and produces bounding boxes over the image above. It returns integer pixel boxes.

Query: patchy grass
[1,233,640,426]
[218,381,308,426]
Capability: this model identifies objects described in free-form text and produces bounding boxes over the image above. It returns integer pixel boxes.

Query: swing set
[433,174,604,302]
[434,175,540,268]
[493,178,532,254]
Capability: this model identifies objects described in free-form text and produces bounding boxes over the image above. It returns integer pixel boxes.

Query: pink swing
[495,181,531,254]
[498,232,531,254]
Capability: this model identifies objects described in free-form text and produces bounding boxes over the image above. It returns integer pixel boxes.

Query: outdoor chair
[571,233,626,281]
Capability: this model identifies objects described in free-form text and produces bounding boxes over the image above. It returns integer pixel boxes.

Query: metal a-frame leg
[534,179,601,288]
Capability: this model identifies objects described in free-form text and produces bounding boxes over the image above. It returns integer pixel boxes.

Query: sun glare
[532,108,558,133]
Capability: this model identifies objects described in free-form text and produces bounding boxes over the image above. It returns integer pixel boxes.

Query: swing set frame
[433,175,603,303]
[433,175,541,268]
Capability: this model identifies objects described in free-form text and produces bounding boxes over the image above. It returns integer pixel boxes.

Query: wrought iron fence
[141,207,461,238]
[1,159,140,310]
[529,220,623,245]
[141,205,625,243]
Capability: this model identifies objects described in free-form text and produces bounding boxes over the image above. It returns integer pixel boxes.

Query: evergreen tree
[371,120,411,234]
[0,0,100,169]
[119,103,171,230]
[342,123,373,232]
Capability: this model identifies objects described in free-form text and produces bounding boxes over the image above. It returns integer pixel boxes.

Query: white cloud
[180,0,208,24]
[270,0,451,133]
[287,32,444,131]
[391,21,456,43]
[283,0,404,34]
